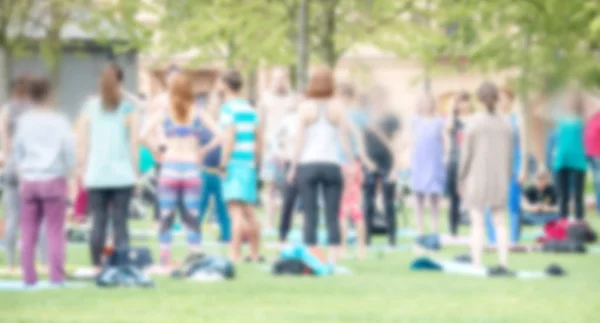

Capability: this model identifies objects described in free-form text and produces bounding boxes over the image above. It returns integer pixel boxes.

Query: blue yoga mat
[0,280,89,291]
[410,257,551,280]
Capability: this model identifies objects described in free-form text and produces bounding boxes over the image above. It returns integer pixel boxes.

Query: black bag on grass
[272,259,310,276]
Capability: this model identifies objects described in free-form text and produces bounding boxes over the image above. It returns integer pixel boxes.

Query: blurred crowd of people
[2,62,600,285]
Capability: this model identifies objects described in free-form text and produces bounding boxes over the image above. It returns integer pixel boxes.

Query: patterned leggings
[157,162,201,245]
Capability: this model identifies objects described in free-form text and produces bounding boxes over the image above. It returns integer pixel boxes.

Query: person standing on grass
[287,67,353,266]
[13,78,76,286]
[443,92,471,237]
[77,65,139,271]
[217,70,264,263]
[410,95,445,235]
[485,88,527,246]
[546,90,587,221]
[459,81,513,275]
[197,100,230,247]
[257,69,296,230]
[362,87,402,248]
[275,96,301,244]
[142,73,221,268]
[336,83,375,259]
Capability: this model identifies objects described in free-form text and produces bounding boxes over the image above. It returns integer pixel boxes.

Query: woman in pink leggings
[13,78,76,286]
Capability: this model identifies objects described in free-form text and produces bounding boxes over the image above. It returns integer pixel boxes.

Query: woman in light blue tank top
[77,66,138,269]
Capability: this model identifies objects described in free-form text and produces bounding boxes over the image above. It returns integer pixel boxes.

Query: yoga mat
[411,257,554,280]
[588,246,600,254]
[0,280,89,292]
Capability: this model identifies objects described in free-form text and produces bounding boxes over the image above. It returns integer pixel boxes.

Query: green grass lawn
[1,210,600,323]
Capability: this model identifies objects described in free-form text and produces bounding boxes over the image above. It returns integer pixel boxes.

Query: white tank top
[299,101,341,165]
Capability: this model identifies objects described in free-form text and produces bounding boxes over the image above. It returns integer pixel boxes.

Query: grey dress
[458,112,514,210]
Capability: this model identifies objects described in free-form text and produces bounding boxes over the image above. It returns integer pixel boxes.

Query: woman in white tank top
[287,67,352,266]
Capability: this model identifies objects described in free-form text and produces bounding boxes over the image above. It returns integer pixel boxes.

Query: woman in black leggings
[77,65,138,269]
[444,92,471,237]
[287,67,352,264]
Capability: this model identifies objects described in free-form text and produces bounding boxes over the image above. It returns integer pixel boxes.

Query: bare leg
[469,209,485,268]
[263,182,276,229]
[228,202,245,263]
[430,194,440,234]
[339,217,348,258]
[491,208,509,267]
[414,193,425,234]
[243,204,261,261]
[355,219,367,259]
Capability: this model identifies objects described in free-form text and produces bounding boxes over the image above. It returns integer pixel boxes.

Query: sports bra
[163,115,202,138]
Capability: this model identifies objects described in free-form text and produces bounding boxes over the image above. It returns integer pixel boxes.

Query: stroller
[369,170,410,235]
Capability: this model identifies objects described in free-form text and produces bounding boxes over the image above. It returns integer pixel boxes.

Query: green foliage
[372,0,600,93]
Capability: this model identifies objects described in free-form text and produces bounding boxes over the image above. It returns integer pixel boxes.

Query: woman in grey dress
[459,81,514,275]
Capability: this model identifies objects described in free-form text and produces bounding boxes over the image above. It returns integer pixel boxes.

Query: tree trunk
[296,0,309,91]
[0,46,11,103]
[247,69,258,105]
[323,2,337,67]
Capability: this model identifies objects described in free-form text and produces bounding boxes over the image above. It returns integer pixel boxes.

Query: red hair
[305,66,334,99]
[169,73,194,123]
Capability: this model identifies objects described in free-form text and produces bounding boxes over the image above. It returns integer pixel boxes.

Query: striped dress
[219,98,259,203]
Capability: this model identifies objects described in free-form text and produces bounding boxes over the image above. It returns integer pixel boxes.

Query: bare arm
[140,111,164,159]
[198,110,222,153]
[206,91,222,120]
[255,115,265,167]
[347,117,375,170]
[287,105,307,181]
[75,114,90,179]
[219,125,235,168]
[126,112,140,177]
[0,106,10,164]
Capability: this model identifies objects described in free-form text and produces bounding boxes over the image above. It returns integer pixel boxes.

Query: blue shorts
[223,165,258,203]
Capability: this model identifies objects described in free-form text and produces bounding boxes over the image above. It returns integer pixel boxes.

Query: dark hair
[222,69,243,92]
[306,66,334,99]
[456,91,470,102]
[477,81,499,113]
[110,62,124,83]
[100,65,121,110]
[571,90,585,116]
[29,78,51,103]
[11,75,29,98]
[338,82,355,99]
